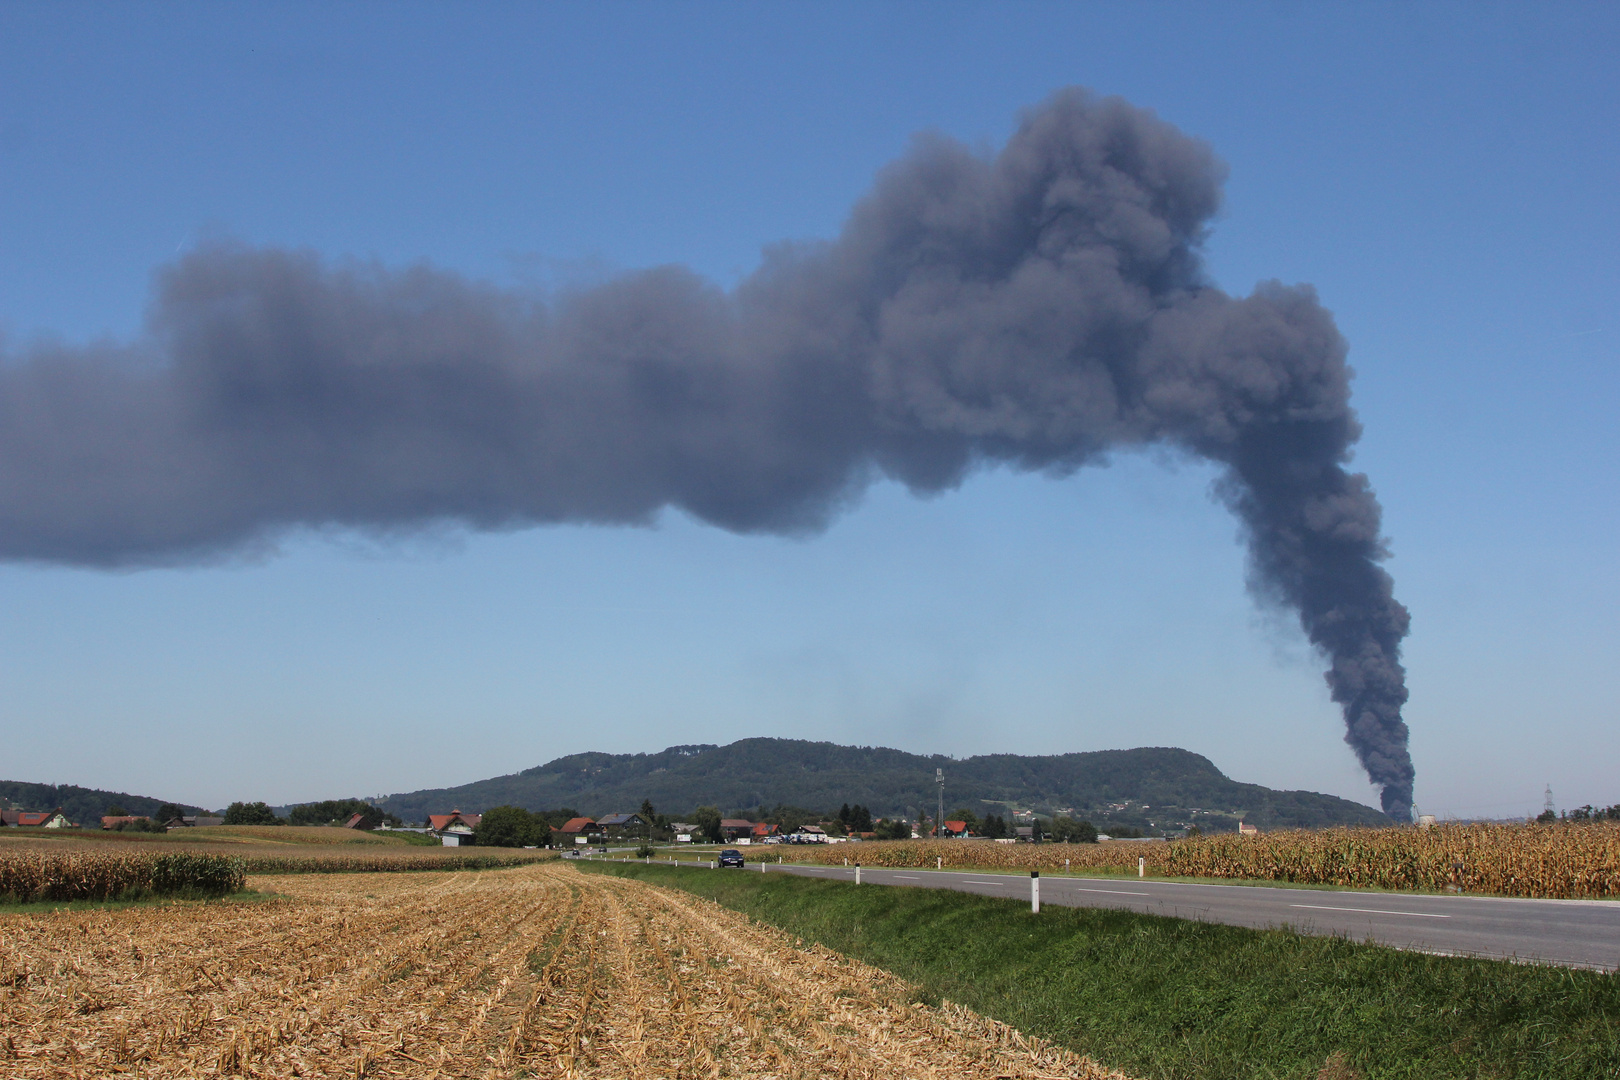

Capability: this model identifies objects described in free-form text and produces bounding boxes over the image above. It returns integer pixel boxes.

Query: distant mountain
[0,780,206,826]
[376,739,1389,834]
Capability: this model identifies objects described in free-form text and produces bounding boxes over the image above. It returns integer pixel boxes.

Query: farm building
[100,815,149,830]
[2,808,74,828]
[719,819,755,841]
[429,810,482,846]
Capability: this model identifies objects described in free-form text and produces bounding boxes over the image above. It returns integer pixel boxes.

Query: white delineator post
[855,862,861,885]
[1031,871,1040,913]
[937,856,942,870]
[1138,857,1145,879]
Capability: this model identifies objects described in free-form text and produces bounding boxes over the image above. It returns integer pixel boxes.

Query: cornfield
[1165,822,1620,899]
[237,849,557,874]
[780,822,1620,899]
[0,851,245,902]
[788,839,1165,873]
[0,862,1133,1079]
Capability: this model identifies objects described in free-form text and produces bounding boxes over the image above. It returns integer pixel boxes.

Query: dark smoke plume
[0,89,1413,815]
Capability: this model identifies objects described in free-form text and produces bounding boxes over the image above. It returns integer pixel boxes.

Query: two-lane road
[762,863,1620,970]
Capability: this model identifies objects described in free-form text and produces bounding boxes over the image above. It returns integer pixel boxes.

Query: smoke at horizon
[0,89,1414,815]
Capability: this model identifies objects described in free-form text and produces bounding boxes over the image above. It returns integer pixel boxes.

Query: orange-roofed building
[942,820,970,837]
[428,810,482,846]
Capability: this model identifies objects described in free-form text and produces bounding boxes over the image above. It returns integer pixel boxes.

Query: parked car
[718,848,745,868]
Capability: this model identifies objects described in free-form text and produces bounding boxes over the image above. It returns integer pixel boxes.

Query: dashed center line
[1067,887,1151,896]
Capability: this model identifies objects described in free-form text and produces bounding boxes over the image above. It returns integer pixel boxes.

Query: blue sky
[1,3,1615,817]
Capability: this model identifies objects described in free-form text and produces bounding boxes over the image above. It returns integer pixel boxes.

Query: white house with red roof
[428,810,482,846]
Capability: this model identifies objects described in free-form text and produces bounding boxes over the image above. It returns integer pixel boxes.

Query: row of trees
[1539,804,1620,824]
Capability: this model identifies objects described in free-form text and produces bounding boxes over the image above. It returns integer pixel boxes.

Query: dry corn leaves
[0,862,1132,1079]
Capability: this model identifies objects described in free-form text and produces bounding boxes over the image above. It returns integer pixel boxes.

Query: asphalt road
[758,862,1620,970]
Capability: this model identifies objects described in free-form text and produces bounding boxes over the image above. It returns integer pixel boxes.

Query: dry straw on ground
[0,861,1134,1079]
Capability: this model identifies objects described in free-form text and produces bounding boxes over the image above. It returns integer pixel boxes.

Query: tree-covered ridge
[376,740,1389,834]
[0,780,205,826]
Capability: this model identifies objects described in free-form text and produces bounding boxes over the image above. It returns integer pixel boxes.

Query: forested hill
[376,740,1389,834]
[0,780,206,825]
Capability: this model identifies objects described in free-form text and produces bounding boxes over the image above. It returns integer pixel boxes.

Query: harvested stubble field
[0,861,1131,1079]
[783,822,1620,898]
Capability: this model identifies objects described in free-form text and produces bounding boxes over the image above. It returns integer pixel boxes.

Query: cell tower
[1544,785,1556,817]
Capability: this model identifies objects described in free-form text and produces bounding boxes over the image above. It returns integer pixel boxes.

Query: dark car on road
[718,848,745,868]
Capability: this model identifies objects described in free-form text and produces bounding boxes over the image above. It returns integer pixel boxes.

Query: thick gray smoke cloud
[0,89,1413,815]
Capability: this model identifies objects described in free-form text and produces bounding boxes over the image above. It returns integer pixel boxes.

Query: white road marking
[892,875,921,879]
[1067,887,1151,896]
[1291,904,1451,919]
[963,880,1003,886]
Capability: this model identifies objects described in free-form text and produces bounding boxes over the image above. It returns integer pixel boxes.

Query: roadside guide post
[855,862,861,885]
[1031,871,1040,913]
[1138,857,1145,879]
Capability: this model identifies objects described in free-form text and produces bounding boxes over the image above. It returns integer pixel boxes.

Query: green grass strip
[581,862,1619,1080]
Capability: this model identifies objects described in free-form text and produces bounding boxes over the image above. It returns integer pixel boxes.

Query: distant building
[2,808,74,829]
[669,822,697,842]
[558,817,599,845]
[719,819,755,841]
[596,813,648,836]
[1237,821,1259,835]
[101,815,148,830]
[429,810,482,846]
[751,822,778,840]
[942,820,970,838]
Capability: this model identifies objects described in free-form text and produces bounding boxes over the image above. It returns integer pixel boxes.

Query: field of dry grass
[0,861,1132,1079]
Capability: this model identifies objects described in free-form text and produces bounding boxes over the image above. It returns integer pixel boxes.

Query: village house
[596,813,648,837]
[101,815,148,830]
[941,820,971,838]
[429,810,482,846]
[557,817,599,845]
[2,808,74,829]
[719,819,755,842]
[750,822,778,841]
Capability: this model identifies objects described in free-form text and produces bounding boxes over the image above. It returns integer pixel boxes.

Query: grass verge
[582,862,1619,1080]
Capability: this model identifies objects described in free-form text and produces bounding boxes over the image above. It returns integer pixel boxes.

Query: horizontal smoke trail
[0,89,1413,816]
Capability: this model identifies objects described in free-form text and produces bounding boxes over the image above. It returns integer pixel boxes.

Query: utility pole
[936,768,944,840]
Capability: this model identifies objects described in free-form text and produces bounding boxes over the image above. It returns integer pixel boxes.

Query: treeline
[217,799,402,828]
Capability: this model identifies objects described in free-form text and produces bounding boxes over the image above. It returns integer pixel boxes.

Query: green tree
[874,818,911,840]
[105,803,129,817]
[850,804,873,832]
[156,803,186,823]
[693,805,723,843]
[1049,816,1099,843]
[223,801,281,826]
[474,805,541,848]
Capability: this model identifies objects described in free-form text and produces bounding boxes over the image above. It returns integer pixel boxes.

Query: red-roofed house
[428,810,482,846]
[751,822,778,840]
[942,820,971,838]
[101,815,148,830]
[558,817,598,845]
[2,808,73,829]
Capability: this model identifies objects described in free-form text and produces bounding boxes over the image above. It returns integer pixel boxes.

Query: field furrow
[0,862,1132,1079]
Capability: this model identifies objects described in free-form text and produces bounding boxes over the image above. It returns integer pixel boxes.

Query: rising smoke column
[0,89,1414,815]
